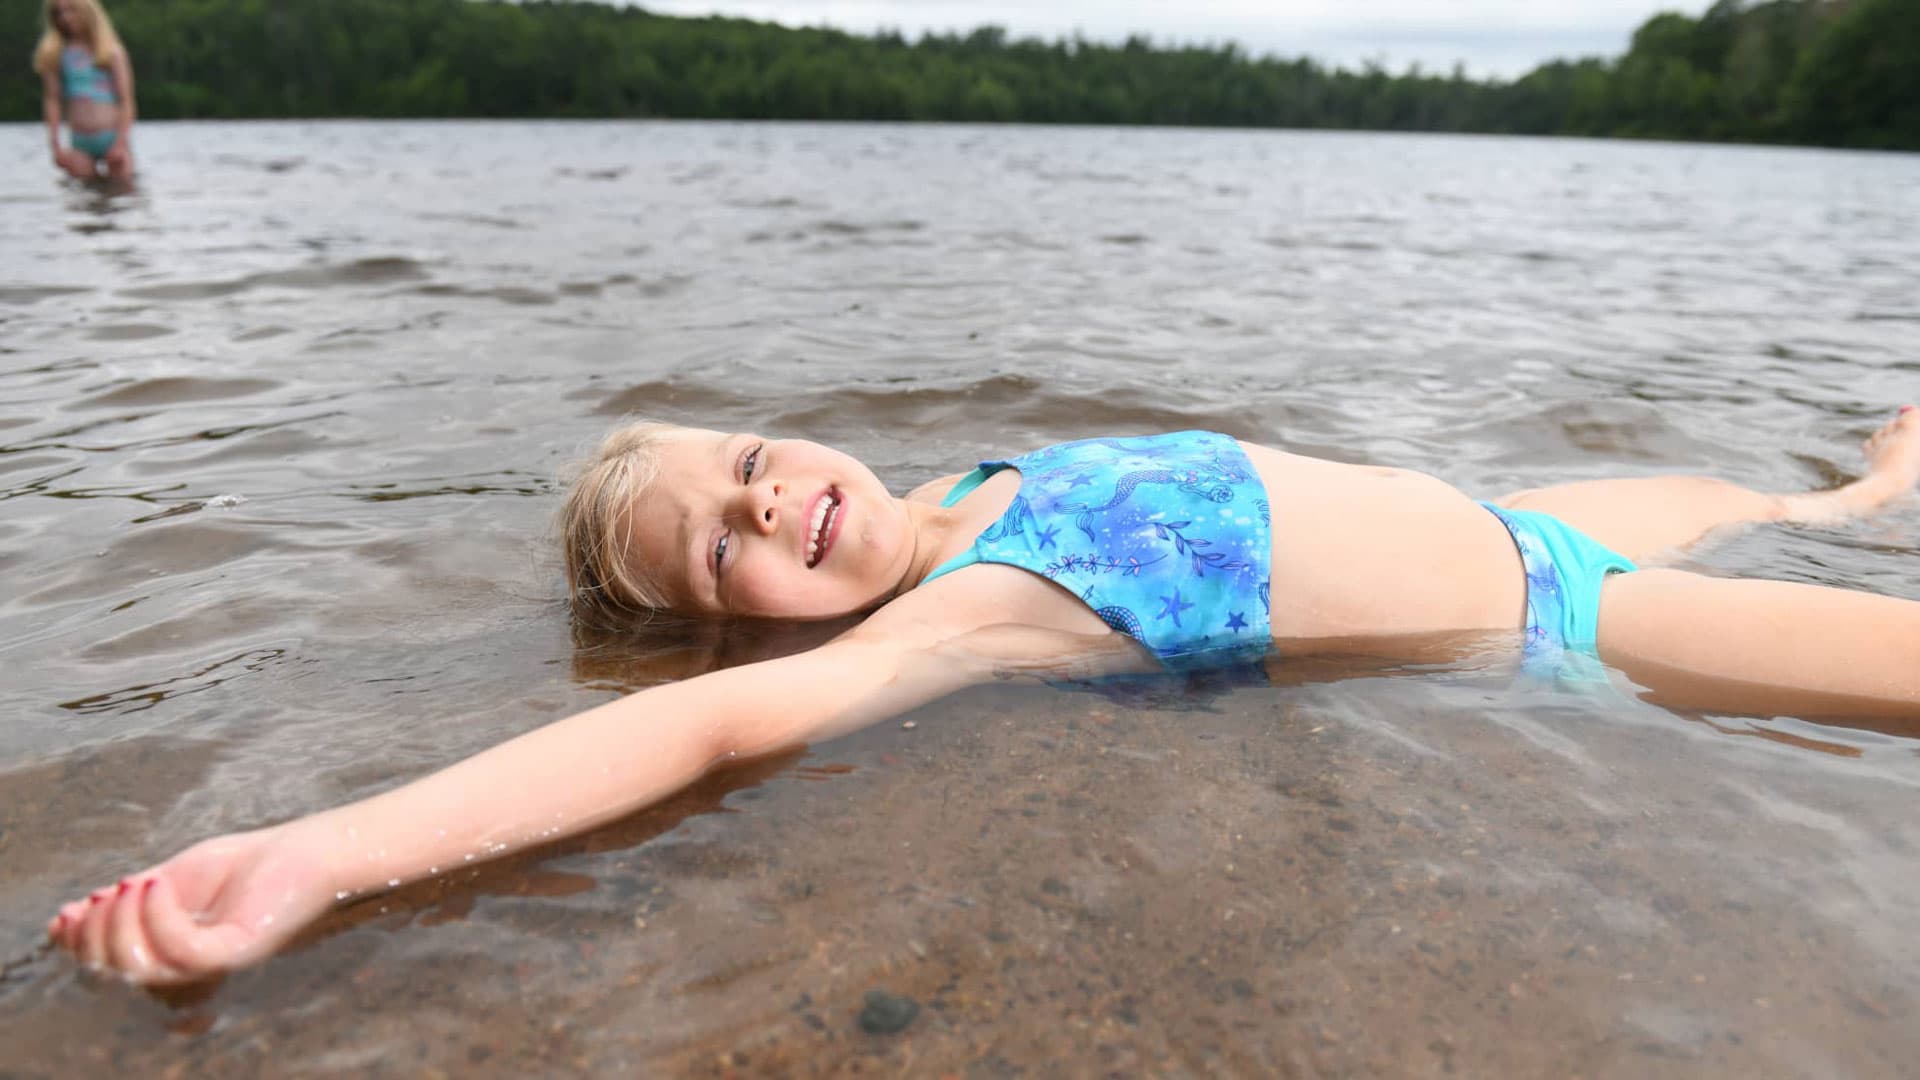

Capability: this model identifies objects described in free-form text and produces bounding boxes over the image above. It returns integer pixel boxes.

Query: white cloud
[628,0,1703,78]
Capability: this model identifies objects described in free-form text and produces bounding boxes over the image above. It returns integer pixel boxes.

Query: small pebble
[858,989,920,1034]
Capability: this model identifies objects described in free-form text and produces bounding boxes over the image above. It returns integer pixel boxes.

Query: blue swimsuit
[923,431,1272,668]
[60,46,119,158]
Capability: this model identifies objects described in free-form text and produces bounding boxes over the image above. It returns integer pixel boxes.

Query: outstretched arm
[49,586,1126,984]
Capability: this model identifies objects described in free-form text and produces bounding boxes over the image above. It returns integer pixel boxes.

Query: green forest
[6,0,1916,149]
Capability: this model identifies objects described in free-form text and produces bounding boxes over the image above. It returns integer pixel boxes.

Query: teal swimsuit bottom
[1479,502,1636,656]
[70,129,117,158]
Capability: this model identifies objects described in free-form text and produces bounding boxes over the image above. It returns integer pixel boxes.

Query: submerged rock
[858,990,920,1035]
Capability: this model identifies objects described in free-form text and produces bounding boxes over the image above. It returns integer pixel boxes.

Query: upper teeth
[807,494,838,566]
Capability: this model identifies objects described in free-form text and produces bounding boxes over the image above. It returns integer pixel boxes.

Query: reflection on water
[0,121,1917,1074]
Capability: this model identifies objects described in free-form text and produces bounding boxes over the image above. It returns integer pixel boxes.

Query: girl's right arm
[50,575,1132,984]
[41,70,63,162]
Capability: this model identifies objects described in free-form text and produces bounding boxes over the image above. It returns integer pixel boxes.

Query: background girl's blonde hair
[34,0,124,74]
[560,420,686,626]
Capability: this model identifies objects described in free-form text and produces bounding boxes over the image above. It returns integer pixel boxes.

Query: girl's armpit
[856,561,1154,679]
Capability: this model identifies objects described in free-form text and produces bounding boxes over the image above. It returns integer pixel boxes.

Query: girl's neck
[888,469,1021,600]
[893,497,956,598]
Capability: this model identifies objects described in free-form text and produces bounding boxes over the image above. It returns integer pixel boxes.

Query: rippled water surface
[3,121,1918,1075]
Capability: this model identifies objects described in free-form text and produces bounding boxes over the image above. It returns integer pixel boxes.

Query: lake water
[1,120,1917,1075]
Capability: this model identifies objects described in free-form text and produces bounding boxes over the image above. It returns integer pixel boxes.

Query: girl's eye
[741,445,762,484]
[713,532,731,574]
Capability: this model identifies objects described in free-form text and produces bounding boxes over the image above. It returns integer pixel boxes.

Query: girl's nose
[748,480,783,534]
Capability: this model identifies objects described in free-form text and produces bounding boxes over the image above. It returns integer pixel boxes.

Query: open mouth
[806,488,841,568]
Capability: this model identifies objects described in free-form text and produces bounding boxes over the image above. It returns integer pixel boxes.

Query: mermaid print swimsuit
[923,431,1273,669]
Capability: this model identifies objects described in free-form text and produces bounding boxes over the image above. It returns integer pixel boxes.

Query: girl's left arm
[110,51,135,144]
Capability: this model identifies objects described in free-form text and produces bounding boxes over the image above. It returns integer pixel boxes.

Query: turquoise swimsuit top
[923,431,1272,668]
[60,45,117,104]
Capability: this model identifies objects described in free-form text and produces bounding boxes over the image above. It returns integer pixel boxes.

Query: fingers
[47,877,199,985]
[75,886,114,969]
[106,879,166,981]
[48,900,78,944]
[51,896,90,953]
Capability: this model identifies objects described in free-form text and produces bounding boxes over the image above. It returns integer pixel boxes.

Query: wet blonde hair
[560,420,690,626]
[33,0,124,74]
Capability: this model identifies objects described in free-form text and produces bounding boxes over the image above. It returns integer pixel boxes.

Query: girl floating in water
[34,0,135,185]
[48,407,1920,984]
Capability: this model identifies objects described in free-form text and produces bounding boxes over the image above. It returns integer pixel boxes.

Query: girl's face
[51,0,87,36]
[625,430,919,620]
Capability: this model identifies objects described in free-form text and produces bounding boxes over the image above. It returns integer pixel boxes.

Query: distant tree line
[6,0,1914,149]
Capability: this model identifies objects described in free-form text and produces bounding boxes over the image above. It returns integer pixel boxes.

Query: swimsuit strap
[937,466,993,508]
[920,462,1016,584]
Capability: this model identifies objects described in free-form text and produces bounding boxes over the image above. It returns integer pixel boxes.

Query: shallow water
[2,120,1918,1075]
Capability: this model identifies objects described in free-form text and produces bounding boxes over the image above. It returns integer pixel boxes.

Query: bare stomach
[66,98,119,133]
[1241,443,1526,645]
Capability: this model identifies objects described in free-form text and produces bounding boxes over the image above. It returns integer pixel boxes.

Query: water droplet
[387,878,400,888]
[335,890,352,901]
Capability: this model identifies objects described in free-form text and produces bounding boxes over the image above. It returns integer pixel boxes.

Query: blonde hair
[560,420,689,626]
[33,0,124,75]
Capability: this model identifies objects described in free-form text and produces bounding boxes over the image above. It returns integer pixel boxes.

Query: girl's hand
[52,147,90,174]
[46,827,336,985]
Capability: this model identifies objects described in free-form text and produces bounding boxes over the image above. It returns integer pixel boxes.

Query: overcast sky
[628,1,1709,79]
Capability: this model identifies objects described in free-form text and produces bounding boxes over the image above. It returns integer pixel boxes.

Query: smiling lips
[806,489,842,568]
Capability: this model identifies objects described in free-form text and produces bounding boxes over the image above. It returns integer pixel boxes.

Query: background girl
[34,0,135,184]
